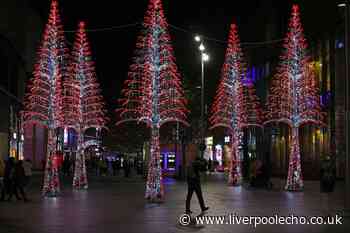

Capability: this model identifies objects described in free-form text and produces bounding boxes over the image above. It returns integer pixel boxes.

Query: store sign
[82,140,100,148]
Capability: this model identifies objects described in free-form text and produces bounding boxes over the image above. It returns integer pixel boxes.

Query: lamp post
[195,35,209,158]
[338,1,350,214]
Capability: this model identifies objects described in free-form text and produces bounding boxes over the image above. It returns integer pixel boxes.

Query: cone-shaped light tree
[23,0,67,197]
[63,21,108,189]
[210,22,245,186]
[116,0,188,202]
[265,5,323,191]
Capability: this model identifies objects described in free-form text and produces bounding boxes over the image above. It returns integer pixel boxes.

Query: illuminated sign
[82,140,100,148]
[205,137,213,146]
[160,153,176,171]
[64,128,68,144]
[167,153,176,170]
[215,144,223,166]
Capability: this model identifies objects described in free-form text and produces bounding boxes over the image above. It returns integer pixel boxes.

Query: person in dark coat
[112,159,116,176]
[62,157,71,177]
[0,157,15,201]
[320,155,336,216]
[123,158,130,177]
[320,156,336,192]
[7,160,28,201]
[208,158,213,174]
[185,156,209,214]
[116,158,121,175]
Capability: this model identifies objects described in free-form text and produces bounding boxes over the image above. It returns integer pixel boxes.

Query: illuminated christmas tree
[265,5,323,191]
[23,0,67,197]
[210,22,245,186]
[63,21,107,189]
[116,0,188,202]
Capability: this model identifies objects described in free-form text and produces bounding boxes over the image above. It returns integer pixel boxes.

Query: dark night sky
[29,0,339,126]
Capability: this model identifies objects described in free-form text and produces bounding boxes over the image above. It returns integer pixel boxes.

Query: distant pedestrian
[62,157,71,176]
[112,159,119,176]
[123,158,130,177]
[92,157,99,176]
[71,157,76,175]
[320,155,336,216]
[116,158,121,175]
[8,160,28,202]
[22,159,32,188]
[208,158,213,174]
[137,159,143,175]
[107,158,113,176]
[185,156,209,215]
[250,159,262,187]
[0,157,16,201]
[104,158,110,176]
[98,158,107,176]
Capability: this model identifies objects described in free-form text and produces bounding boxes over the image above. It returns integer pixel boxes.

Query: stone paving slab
[0,173,349,233]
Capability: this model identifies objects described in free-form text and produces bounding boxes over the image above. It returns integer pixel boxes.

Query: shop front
[160,143,182,177]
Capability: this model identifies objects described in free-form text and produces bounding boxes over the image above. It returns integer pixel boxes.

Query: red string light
[23,0,68,197]
[265,5,324,191]
[210,22,246,186]
[116,0,188,201]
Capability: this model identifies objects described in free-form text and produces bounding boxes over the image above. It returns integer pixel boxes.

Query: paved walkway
[0,173,349,233]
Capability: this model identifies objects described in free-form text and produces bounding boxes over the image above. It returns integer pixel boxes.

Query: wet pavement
[0,172,349,233]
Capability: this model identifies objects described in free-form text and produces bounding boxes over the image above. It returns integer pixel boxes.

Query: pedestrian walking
[185,156,209,214]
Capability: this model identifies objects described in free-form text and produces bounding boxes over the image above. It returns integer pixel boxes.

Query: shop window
[167,153,176,170]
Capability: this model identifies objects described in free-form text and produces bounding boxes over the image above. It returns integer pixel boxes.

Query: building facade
[0,0,43,162]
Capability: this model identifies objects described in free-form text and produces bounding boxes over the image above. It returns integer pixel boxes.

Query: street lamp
[195,35,201,42]
[199,43,205,51]
[195,35,209,158]
[202,53,209,62]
